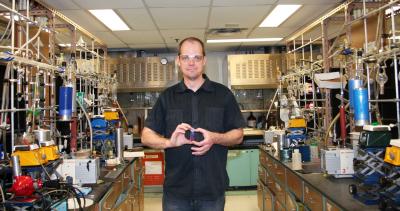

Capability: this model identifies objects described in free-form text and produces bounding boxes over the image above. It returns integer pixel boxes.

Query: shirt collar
[176,74,214,93]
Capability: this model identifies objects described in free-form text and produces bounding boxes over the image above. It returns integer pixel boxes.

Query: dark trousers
[162,193,225,211]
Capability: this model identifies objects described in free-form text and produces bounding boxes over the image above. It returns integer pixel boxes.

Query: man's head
[176,37,206,81]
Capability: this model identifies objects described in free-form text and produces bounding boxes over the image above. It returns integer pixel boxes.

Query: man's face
[176,41,206,81]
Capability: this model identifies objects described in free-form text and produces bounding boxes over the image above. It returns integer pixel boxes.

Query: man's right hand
[166,123,193,148]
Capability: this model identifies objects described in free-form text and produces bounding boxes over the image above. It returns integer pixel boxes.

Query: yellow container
[104,110,119,121]
[12,149,48,166]
[384,146,400,166]
[289,119,306,128]
[39,145,60,161]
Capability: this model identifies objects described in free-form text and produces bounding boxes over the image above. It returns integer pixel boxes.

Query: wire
[0,19,11,42]
[14,25,43,55]
[0,182,5,210]
[33,152,51,179]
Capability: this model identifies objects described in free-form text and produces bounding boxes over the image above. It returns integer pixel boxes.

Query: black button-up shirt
[145,75,245,200]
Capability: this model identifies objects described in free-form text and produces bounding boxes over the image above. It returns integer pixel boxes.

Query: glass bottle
[247,112,256,128]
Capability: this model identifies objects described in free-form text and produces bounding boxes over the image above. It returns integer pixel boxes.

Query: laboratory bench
[258,145,378,211]
[79,157,144,211]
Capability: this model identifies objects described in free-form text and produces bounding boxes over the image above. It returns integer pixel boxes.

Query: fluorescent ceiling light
[207,38,282,43]
[259,5,302,27]
[89,9,129,31]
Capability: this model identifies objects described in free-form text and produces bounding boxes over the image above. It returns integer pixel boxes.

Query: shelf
[120,107,152,110]
[241,109,277,113]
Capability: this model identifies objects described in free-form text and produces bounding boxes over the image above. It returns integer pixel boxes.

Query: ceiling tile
[145,0,211,7]
[281,4,337,28]
[209,6,272,29]
[41,0,80,10]
[92,32,125,45]
[160,30,205,44]
[128,43,167,49]
[250,27,293,38]
[72,0,144,9]
[60,10,109,32]
[205,43,240,52]
[213,0,275,6]
[117,9,156,30]
[114,30,164,44]
[150,8,208,29]
[108,43,129,48]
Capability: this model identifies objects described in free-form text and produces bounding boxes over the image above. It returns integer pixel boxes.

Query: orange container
[384,146,400,166]
[142,151,164,186]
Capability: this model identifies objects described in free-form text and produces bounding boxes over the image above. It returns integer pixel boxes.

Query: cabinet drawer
[273,161,286,184]
[265,154,274,170]
[326,199,341,211]
[264,187,274,211]
[258,165,266,184]
[287,169,302,200]
[274,180,286,205]
[260,150,267,167]
[123,164,133,190]
[102,185,120,210]
[274,199,286,211]
[304,184,323,211]
[265,170,274,191]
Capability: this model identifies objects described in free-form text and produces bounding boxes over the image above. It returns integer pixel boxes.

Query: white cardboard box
[314,72,346,89]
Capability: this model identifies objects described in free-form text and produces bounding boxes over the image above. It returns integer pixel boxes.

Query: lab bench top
[259,145,379,211]
[83,157,139,203]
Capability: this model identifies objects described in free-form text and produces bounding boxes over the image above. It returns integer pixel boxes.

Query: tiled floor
[144,190,259,211]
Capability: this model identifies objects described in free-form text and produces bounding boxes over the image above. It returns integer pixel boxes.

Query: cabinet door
[274,199,286,211]
[250,149,260,185]
[227,150,251,186]
[325,199,341,211]
[304,184,323,211]
[257,182,264,211]
[264,187,274,211]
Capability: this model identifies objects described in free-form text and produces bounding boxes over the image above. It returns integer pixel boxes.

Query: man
[141,37,245,211]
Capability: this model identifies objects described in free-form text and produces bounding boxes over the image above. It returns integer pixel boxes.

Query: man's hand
[190,127,218,156]
[167,123,193,148]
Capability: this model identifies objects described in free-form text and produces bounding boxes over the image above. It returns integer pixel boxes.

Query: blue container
[354,88,369,126]
[349,79,363,110]
[296,145,311,162]
[59,86,73,121]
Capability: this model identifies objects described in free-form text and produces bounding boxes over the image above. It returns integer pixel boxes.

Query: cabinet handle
[103,202,113,210]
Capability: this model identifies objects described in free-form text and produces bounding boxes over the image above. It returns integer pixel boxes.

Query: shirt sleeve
[224,91,246,131]
[144,95,165,136]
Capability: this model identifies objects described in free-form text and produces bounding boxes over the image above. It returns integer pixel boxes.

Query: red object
[142,151,164,186]
[339,105,347,145]
[8,176,43,196]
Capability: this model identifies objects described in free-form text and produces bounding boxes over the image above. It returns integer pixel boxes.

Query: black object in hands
[184,129,204,142]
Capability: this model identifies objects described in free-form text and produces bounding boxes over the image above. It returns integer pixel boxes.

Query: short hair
[178,37,205,56]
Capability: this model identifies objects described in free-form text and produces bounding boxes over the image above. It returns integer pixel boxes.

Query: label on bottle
[248,120,256,128]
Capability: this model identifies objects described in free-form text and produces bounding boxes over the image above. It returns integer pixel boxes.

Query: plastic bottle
[292,149,302,170]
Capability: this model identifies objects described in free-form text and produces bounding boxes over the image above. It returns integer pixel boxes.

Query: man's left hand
[190,128,217,156]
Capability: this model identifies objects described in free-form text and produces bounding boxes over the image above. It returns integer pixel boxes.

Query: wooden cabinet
[304,184,323,211]
[286,169,303,200]
[258,147,356,211]
[98,158,144,211]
